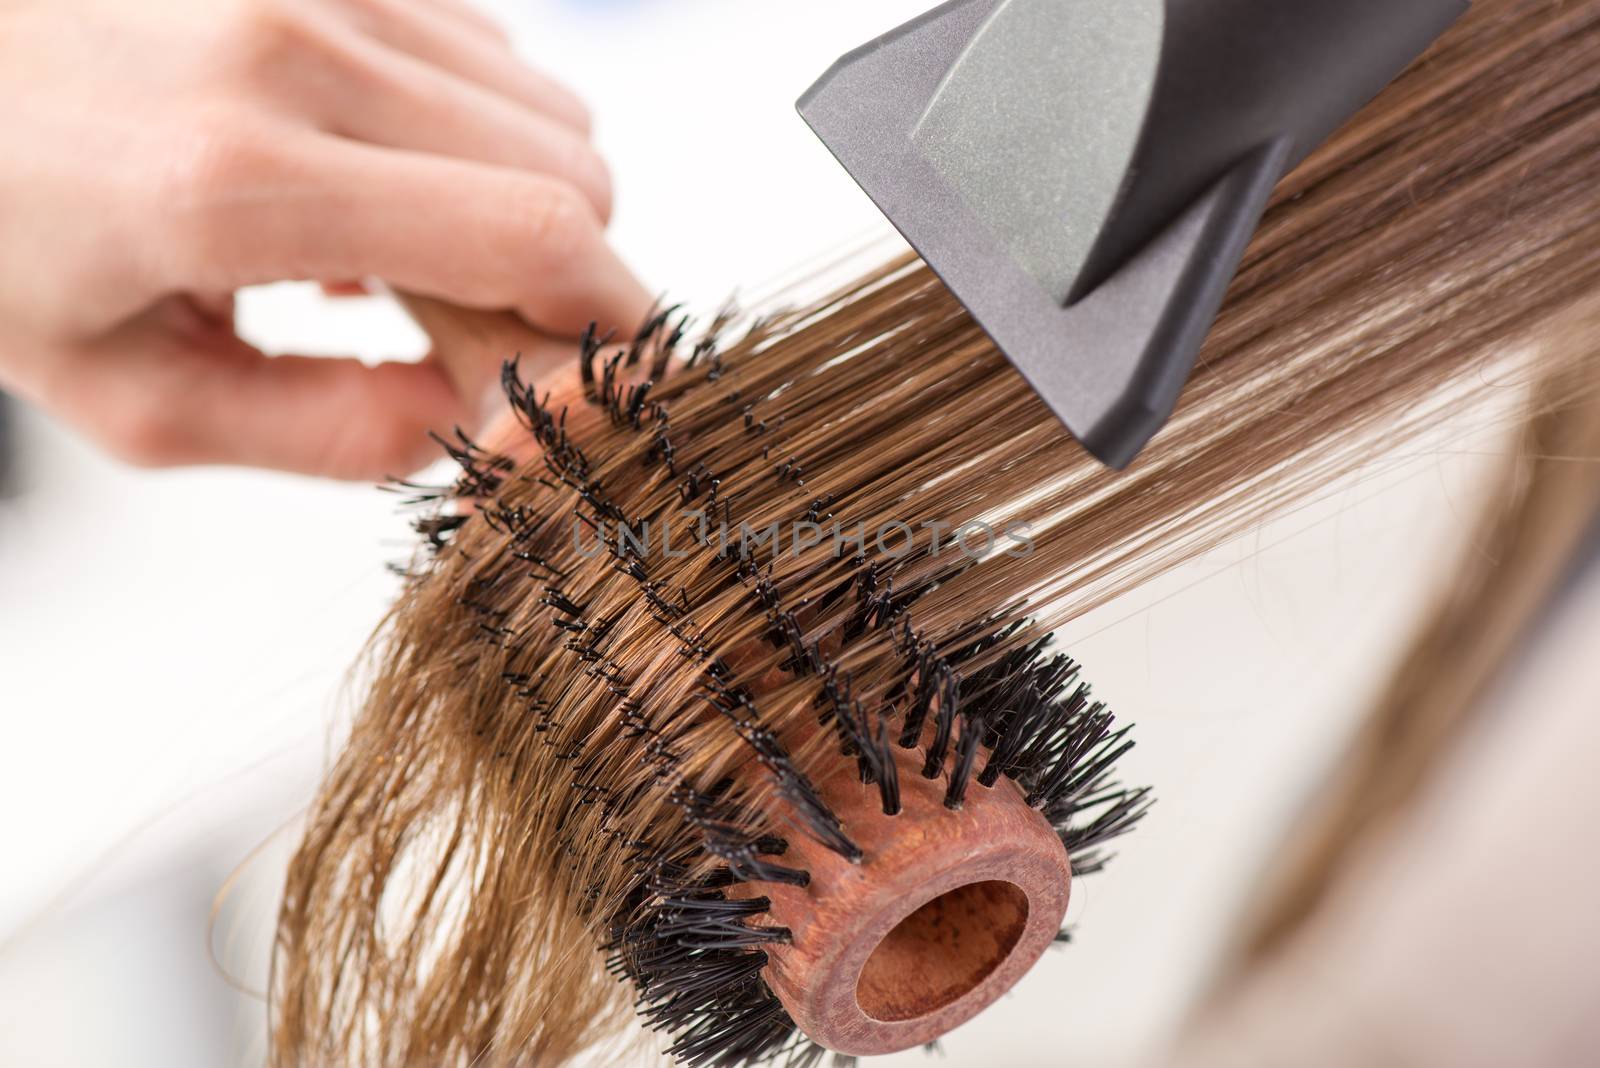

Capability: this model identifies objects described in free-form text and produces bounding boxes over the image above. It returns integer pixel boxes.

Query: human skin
[0,0,652,479]
[398,294,587,460]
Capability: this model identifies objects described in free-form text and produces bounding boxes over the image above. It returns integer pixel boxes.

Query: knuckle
[553,92,594,139]
[221,0,311,73]
[98,403,189,468]
[335,0,393,26]
[165,119,259,201]
[158,117,283,279]
[220,0,362,102]
[570,101,595,138]
[316,0,395,63]
[570,146,614,223]
[503,180,596,272]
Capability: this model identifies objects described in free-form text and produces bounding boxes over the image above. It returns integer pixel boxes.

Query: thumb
[58,307,537,481]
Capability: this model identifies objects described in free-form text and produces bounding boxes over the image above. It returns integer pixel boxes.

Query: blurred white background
[0,1,1515,1065]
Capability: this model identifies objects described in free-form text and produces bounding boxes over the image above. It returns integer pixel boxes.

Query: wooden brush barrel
[748,744,1071,1056]
[406,295,1075,1056]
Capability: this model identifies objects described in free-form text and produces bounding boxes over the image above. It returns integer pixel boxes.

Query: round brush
[382,291,1152,1065]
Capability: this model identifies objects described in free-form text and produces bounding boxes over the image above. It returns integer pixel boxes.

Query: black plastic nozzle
[799,0,1468,467]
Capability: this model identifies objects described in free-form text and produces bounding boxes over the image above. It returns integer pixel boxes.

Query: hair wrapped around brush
[272,269,1155,1067]
[272,0,1600,1064]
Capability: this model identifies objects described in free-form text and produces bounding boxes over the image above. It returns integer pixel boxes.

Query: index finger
[168,132,653,339]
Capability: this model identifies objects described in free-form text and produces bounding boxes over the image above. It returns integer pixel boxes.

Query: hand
[0,0,652,479]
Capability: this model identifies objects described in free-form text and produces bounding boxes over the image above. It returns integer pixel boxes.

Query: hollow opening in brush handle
[741,741,1071,1057]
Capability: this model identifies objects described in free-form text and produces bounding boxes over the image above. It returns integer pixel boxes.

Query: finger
[390,0,512,48]
[186,290,238,325]
[313,34,611,219]
[331,0,592,135]
[57,305,574,480]
[184,351,462,479]
[166,132,652,339]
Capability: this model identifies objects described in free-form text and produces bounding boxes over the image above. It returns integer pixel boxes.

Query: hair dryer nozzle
[798,0,1467,467]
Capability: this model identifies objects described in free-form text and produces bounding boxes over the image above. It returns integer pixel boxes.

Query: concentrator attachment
[798,0,1468,467]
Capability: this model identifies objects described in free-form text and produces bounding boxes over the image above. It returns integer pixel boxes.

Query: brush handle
[397,292,568,389]
[397,294,534,364]
[395,293,588,450]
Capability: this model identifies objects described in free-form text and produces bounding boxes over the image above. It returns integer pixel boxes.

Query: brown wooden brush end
[753,753,1072,1056]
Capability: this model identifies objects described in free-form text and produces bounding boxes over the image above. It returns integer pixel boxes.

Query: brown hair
[271,0,1600,1063]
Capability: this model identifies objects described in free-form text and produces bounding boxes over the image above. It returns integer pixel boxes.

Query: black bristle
[1024,718,1133,811]
[767,755,864,864]
[649,893,793,950]
[898,643,937,748]
[919,669,961,779]
[871,717,901,816]
[943,713,984,811]
[578,324,601,399]
[1057,785,1155,866]
[700,826,811,888]
[821,671,902,817]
